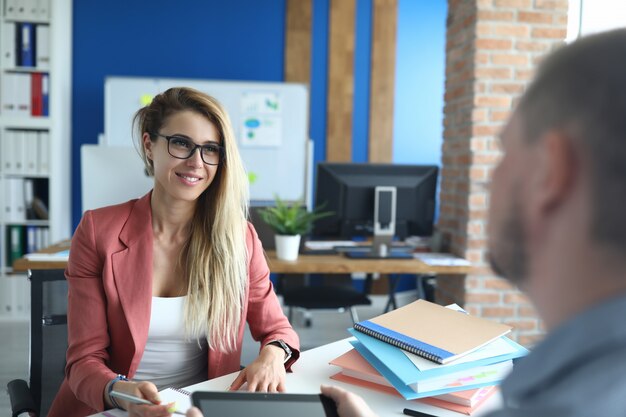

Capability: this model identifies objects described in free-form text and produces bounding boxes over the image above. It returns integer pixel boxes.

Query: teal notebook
[348,328,528,387]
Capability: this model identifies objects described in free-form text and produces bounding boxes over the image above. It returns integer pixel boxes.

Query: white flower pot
[275,234,301,261]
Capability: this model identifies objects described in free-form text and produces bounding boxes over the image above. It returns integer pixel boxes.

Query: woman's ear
[143,132,153,160]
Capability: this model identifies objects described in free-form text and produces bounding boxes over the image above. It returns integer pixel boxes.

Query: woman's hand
[109,380,175,417]
[229,343,287,392]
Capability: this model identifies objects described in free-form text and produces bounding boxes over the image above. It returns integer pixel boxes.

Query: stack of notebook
[329,300,529,414]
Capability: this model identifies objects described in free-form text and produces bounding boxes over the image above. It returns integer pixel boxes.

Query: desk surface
[267,251,474,275]
[185,338,501,417]
[14,241,474,276]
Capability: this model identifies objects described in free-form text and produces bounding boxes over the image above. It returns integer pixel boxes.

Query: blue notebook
[348,328,528,387]
[350,339,510,400]
[353,299,512,363]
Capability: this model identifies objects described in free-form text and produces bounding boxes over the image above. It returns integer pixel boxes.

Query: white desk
[184,338,502,417]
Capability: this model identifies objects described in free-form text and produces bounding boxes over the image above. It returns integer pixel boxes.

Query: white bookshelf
[0,0,71,320]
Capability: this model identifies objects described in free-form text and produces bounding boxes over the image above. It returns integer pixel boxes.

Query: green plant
[258,196,333,236]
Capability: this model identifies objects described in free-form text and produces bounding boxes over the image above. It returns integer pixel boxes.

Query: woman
[48,87,300,417]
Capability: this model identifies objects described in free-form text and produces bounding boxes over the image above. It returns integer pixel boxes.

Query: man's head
[488,29,626,288]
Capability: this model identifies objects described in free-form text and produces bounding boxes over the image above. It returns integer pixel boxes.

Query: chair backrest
[29,269,68,417]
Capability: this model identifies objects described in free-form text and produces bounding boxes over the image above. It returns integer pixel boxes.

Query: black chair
[277,273,373,326]
[7,269,67,417]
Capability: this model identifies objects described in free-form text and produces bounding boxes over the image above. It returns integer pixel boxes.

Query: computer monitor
[312,163,438,242]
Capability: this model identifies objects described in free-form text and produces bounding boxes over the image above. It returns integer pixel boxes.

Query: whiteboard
[104,76,309,202]
[81,145,154,212]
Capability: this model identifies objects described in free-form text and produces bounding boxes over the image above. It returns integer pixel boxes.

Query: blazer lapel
[111,193,154,371]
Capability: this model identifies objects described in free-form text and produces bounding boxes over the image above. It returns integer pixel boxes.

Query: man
[186,28,626,417]
[326,27,626,417]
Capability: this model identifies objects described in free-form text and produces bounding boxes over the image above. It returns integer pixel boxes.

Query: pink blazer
[48,193,300,417]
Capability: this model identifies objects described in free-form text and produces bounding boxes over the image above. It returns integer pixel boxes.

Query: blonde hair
[133,87,249,352]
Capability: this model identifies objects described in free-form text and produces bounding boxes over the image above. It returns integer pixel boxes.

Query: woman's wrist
[105,374,129,409]
[262,343,287,363]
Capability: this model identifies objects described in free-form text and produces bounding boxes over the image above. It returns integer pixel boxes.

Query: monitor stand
[344,186,413,260]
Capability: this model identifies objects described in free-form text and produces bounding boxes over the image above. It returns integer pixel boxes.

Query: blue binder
[18,23,35,67]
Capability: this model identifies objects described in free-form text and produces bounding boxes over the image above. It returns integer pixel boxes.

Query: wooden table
[12,240,71,272]
[266,250,474,275]
[14,244,475,312]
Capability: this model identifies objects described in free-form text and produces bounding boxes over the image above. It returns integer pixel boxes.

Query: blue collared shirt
[486,293,626,417]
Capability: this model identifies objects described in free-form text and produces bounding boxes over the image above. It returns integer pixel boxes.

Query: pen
[109,391,185,415]
[402,408,438,417]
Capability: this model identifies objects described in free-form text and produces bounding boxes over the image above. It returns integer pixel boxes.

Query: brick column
[438,0,569,346]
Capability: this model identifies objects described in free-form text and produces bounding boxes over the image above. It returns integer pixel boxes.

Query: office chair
[277,273,373,326]
[7,269,68,417]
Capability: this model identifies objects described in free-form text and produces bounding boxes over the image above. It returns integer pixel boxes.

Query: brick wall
[437,0,568,346]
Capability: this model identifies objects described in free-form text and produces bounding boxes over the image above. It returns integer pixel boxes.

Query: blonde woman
[49,87,300,417]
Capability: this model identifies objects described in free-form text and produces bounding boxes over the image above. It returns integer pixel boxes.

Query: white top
[134,296,208,390]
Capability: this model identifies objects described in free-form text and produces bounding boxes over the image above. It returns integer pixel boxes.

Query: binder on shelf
[7,225,24,267]
[17,23,36,67]
[8,178,26,222]
[15,73,32,116]
[1,73,18,115]
[13,130,26,174]
[25,225,37,254]
[24,131,39,174]
[2,22,16,68]
[2,130,15,173]
[2,179,12,220]
[37,130,49,174]
[41,73,49,116]
[23,179,34,219]
[25,0,38,20]
[31,73,43,116]
[353,299,512,364]
[4,0,19,19]
[37,0,50,21]
[35,24,49,69]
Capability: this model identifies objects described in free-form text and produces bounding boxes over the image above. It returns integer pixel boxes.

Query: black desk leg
[384,275,400,312]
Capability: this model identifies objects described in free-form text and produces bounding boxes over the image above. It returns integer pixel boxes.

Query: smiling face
[143,110,221,205]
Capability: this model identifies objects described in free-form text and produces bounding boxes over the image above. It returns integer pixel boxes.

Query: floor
[0,294,414,416]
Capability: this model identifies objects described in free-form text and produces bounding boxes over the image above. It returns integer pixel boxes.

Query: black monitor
[312,163,438,240]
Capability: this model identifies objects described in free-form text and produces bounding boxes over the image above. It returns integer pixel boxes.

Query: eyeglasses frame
[150,132,225,166]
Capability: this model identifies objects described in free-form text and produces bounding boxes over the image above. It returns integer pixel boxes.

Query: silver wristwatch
[268,339,292,363]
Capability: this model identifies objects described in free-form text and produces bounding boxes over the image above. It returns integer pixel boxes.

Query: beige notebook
[353,299,511,364]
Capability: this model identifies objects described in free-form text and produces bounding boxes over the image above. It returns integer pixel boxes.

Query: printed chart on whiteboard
[240,91,283,148]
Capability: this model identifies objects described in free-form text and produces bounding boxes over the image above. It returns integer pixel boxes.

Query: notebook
[329,348,504,399]
[353,299,512,364]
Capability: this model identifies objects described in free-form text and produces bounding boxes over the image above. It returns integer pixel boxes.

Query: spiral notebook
[353,299,511,364]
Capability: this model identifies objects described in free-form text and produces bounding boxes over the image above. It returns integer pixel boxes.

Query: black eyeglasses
[152,133,224,166]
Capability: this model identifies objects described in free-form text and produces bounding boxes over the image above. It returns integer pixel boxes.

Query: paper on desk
[305,241,358,250]
[97,387,191,417]
[403,336,518,371]
[413,252,471,266]
[23,250,70,261]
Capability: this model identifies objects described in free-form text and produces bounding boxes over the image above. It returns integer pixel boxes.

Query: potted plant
[259,196,332,261]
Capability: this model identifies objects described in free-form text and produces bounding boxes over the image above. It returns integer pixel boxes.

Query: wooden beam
[326,0,356,162]
[368,0,397,163]
[284,0,312,84]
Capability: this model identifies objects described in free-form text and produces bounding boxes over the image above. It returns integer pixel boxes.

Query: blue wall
[72,0,287,228]
[71,0,447,229]
[393,0,447,166]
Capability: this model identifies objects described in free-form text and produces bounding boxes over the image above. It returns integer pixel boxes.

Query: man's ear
[534,131,578,214]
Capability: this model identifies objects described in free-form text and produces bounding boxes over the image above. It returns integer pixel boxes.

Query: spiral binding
[171,387,192,396]
[353,323,443,363]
